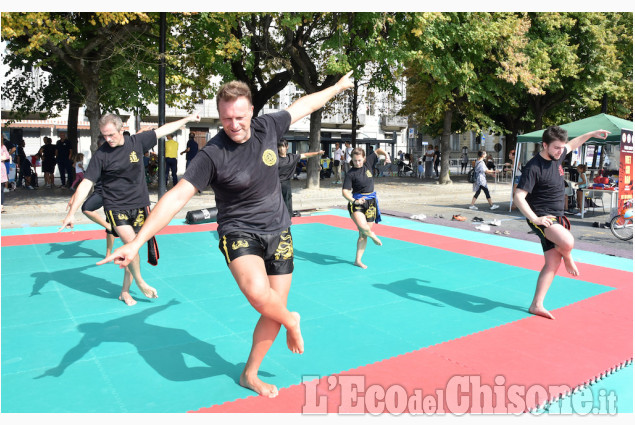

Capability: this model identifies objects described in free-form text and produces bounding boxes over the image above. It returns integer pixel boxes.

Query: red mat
[192,215,632,414]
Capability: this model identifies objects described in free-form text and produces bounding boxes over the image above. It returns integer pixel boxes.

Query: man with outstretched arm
[99,71,355,397]
[60,113,200,306]
[514,126,609,320]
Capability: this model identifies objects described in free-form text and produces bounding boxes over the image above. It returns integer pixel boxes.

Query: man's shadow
[374,278,527,314]
[293,248,353,266]
[30,264,150,303]
[34,299,258,383]
[46,240,104,259]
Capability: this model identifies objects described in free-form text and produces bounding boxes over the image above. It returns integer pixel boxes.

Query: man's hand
[532,215,556,227]
[592,129,610,140]
[97,243,140,268]
[58,214,75,233]
[334,71,354,94]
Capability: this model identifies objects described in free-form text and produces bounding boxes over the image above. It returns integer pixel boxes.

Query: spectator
[55,133,73,188]
[180,132,199,169]
[486,154,496,171]
[468,150,498,210]
[165,133,179,187]
[332,142,343,184]
[460,147,469,174]
[575,164,588,215]
[343,141,353,176]
[1,143,10,212]
[38,136,57,188]
[424,144,434,178]
[17,140,34,190]
[3,138,15,193]
[70,153,85,190]
[433,145,441,178]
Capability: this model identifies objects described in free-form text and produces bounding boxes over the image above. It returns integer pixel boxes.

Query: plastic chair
[587,190,605,214]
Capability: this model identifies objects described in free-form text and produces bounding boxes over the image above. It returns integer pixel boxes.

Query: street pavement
[1,173,632,259]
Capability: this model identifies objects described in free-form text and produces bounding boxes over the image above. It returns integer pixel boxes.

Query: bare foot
[562,255,579,276]
[137,283,158,299]
[286,312,304,354]
[240,372,279,398]
[119,292,137,306]
[354,261,368,269]
[529,305,555,320]
[367,231,382,246]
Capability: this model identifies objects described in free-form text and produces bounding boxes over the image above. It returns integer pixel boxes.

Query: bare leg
[544,224,578,276]
[239,273,293,397]
[119,268,136,306]
[229,256,302,355]
[350,211,380,268]
[106,233,115,257]
[529,249,561,320]
[116,225,158,303]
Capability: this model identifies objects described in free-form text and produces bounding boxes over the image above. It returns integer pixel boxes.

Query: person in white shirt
[332,142,344,184]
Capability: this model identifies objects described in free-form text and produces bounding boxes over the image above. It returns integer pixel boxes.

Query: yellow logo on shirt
[366,170,372,178]
[262,149,277,166]
[129,151,139,163]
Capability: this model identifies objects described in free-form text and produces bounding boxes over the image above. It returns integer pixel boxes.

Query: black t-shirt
[278,153,301,182]
[186,138,199,161]
[517,147,568,217]
[343,151,377,194]
[84,131,157,210]
[183,110,292,237]
[56,139,72,162]
[41,144,57,162]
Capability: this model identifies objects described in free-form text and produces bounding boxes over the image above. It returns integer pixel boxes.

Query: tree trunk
[83,86,102,154]
[351,79,358,147]
[67,89,81,154]
[306,109,323,189]
[438,108,453,184]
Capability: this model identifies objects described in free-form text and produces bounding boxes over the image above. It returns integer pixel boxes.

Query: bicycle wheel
[610,215,633,241]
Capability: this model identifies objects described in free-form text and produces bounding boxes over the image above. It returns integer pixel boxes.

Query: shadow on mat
[374,278,527,314]
[34,299,251,383]
[46,241,104,259]
[30,265,149,304]
[293,248,353,266]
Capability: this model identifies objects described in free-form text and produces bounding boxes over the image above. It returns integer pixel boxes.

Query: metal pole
[158,12,167,198]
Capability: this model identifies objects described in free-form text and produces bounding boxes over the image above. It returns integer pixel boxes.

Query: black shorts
[83,193,119,237]
[348,198,378,223]
[106,207,149,234]
[218,228,294,275]
[526,216,571,252]
[42,160,56,173]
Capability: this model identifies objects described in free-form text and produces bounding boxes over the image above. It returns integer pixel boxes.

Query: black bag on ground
[185,207,218,224]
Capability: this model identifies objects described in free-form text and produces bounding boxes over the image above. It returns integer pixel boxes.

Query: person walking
[468,150,499,210]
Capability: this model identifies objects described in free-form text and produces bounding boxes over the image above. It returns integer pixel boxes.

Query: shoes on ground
[472,217,484,222]
[452,215,466,221]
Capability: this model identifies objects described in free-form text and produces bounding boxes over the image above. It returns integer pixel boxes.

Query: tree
[401,12,544,184]
[1,12,176,152]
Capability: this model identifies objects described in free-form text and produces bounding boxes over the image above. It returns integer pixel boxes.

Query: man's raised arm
[97,179,199,268]
[154,114,201,140]
[565,129,610,153]
[286,71,354,125]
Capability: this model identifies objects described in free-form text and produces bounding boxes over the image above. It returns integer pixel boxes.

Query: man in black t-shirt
[180,132,199,169]
[61,112,200,306]
[514,126,609,320]
[99,71,355,398]
[55,134,73,188]
[277,139,323,217]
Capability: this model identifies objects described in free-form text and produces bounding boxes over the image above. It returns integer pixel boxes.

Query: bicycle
[609,199,633,241]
